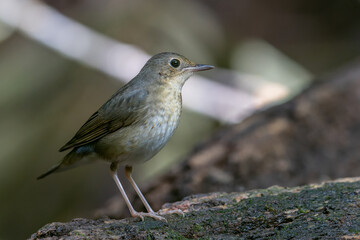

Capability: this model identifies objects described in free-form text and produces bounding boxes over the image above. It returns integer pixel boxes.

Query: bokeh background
[1,0,360,239]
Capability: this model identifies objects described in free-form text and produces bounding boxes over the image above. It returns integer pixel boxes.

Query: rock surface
[30,177,360,239]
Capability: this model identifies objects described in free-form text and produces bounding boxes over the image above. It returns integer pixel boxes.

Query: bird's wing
[59,88,148,152]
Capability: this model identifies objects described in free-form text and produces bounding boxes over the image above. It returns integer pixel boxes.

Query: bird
[37,52,214,221]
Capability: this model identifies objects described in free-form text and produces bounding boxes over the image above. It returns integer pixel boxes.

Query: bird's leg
[110,163,142,220]
[124,165,167,221]
[110,163,165,221]
[124,165,155,213]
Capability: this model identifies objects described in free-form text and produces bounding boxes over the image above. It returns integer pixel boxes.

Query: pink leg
[125,165,184,217]
[110,163,165,221]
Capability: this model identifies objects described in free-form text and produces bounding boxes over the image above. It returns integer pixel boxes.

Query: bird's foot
[158,208,185,217]
[131,211,167,222]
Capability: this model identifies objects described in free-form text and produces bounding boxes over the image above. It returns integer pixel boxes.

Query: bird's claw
[131,211,167,222]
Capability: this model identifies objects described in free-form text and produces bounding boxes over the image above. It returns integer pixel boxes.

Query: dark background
[1,0,360,239]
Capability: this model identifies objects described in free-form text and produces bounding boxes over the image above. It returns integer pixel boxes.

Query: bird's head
[138,52,214,89]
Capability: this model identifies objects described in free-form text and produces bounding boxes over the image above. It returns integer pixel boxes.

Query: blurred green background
[1,0,360,239]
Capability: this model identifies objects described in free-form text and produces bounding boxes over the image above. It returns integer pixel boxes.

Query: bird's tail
[37,163,61,180]
[37,148,93,180]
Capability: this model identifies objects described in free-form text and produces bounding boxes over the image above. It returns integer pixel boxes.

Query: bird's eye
[170,59,180,68]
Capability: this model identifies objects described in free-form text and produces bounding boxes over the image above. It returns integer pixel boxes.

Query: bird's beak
[184,64,215,72]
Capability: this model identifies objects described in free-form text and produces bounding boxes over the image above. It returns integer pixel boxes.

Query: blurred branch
[0,0,258,122]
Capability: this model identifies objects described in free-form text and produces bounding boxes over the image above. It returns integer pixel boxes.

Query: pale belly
[94,109,180,165]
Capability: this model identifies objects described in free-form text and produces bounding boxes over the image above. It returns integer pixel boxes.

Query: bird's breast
[141,93,182,152]
[97,90,182,165]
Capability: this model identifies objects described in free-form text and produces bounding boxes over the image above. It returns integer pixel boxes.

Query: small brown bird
[38,52,214,221]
